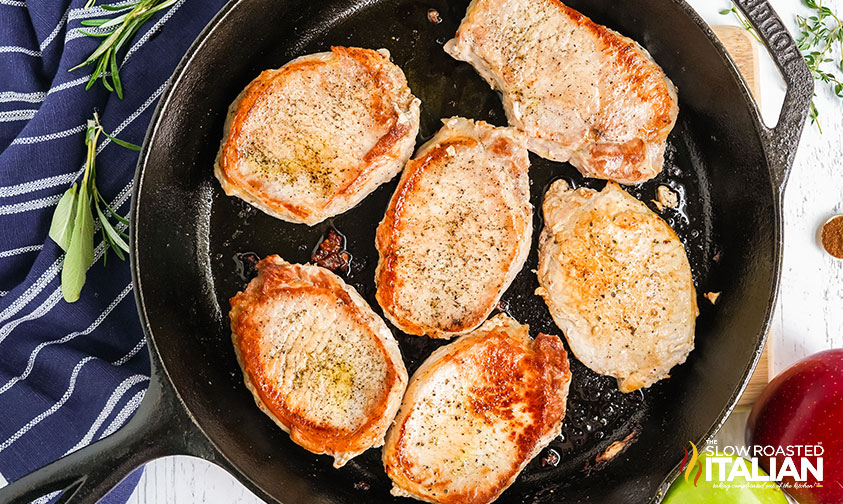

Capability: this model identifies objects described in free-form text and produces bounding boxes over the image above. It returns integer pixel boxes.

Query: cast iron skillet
[0,0,813,502]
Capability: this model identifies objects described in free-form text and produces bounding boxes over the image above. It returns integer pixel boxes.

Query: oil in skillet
[232,251,260,281]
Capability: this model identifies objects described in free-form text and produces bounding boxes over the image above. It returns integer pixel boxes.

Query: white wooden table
[127,0,843,501]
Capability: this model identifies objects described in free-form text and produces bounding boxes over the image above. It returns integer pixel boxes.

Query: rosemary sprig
[719,4,762,43]
[69,0,178,99]
[49,112,140,303]
[795,0,843,132]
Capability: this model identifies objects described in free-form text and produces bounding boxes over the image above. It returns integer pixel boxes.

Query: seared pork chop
[445,0,679,185]
[215,46,421,226]
[229,255,408,467]
[375,117,531,338]
[536,180,697,392]
[383,314,571,504]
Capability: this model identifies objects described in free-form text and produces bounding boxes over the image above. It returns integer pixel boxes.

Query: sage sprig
[70,0,179,99]
[49,112,140,303]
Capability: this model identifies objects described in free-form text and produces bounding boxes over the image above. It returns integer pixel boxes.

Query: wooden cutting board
[711,25,769,407]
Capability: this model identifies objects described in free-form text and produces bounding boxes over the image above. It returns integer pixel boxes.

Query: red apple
[746,348,843,504]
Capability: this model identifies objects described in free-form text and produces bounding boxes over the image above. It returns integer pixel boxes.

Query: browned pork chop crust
[536,181,697,392]
[229,256,408,467]
[375,117,531,338]
[216,46,420,225]
[383,314,572,504]
[445,0,679,184]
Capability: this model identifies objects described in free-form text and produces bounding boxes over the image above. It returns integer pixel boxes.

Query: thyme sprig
[796,0,843,132]
[49,113,140,303]
[69,0,178,99]
[719,4,762,43]
[721,0,843,133]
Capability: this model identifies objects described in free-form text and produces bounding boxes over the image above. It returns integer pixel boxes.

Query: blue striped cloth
[0,0,227,501]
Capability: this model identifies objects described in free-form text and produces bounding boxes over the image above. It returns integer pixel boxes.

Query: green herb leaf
[101,131,140,150]
[62,188,95,303]
[80,18,110,26]
[110,238,126,261]
[49,184,79,251]
[97,193,131,225]
[100,59,114,92]
[809,99,822,133]
[101,3,137,11]
[110,50,123,99]
[98,13,130,30]
[56,112,139,301]
[79,30,113,38]
[721,2,761,43]
[85,119,97,141]
[732,0,843,132]
[95,201,129,254]
[791,0,843,132]
[70,0,178,98]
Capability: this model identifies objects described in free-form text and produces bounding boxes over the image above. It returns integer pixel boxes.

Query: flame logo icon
[679,441,703,487]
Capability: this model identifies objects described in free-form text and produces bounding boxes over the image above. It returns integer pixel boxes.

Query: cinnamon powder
[822,216,843,259]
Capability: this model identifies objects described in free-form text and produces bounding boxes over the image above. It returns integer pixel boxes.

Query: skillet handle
[0,374,216,504]
[731,0,814,194]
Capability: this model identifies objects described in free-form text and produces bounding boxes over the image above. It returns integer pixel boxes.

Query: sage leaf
[62,190,95,303]
[56,112,138,300]
[49,184,78,252]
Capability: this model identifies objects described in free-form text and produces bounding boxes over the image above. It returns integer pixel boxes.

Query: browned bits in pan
[312,228,352,273]
[704,291,721,305]
[540,448,561,467]
[595,431,637,464]
[427,8,442,23]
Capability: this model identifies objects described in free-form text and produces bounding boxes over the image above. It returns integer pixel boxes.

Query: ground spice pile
[821,216,843,259]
